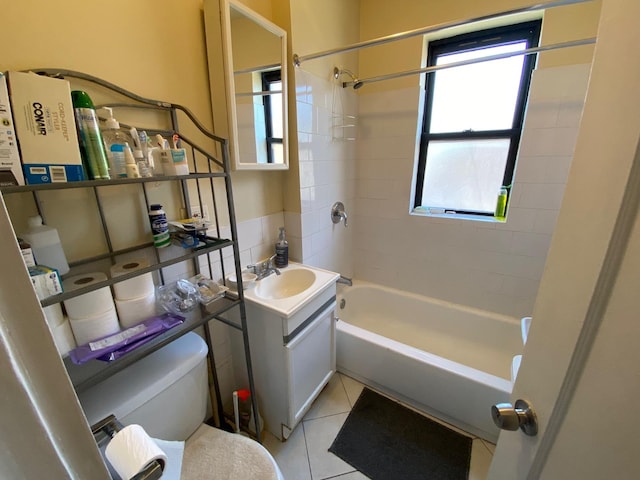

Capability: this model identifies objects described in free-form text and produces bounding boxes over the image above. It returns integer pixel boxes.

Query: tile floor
[262,373,495,480]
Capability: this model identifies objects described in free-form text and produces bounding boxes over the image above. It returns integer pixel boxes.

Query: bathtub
[336,282,522,442]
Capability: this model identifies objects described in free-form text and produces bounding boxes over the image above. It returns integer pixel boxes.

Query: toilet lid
[181,424,283,480]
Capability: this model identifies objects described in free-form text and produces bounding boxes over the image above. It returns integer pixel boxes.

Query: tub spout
[337,275,352,286]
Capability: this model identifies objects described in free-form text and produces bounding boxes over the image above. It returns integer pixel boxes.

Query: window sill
[411,207,506,224]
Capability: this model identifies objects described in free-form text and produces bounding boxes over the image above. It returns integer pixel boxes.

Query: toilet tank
[78,332,209,441]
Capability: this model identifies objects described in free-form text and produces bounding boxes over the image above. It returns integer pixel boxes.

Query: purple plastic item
[68,313,184,364]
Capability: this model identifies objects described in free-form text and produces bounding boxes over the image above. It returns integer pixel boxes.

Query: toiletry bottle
[100,107,131,178]
[129,127,152,177]
[71,91,110,180]
[148,204,171,248]
[123,143,141,178]
[495,186,508,219]
[275,227,288,268]
[20,215,70,275]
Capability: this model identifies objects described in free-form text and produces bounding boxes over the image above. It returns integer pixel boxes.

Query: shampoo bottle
[20,215,69,275]
[100,107,132,178]
[71,91,110,180]
[275,227,288,268]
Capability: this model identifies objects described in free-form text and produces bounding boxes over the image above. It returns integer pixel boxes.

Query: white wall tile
[511,232,553,258]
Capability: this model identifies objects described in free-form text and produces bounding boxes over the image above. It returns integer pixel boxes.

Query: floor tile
[304,373,352,421]
[469,438,493,480]
[262,427,312,480]
[338,373,364,407]
[303,413,356,480]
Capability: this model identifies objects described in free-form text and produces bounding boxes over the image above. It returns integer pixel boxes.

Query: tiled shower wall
[284,69,357,277]
[354,63,591,318]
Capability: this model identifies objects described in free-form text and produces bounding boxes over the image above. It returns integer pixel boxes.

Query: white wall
[352,64,590,317]
[285,68,357,276]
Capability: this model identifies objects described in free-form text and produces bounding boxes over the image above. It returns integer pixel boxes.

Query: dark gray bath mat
[329,388,472,480]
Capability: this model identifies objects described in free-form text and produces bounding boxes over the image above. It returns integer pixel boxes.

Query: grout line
[301,420,314,480]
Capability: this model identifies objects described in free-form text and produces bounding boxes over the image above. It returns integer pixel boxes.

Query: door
[489,1,640,478]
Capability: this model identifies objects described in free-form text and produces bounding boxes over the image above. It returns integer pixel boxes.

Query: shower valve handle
[491,399,538,436]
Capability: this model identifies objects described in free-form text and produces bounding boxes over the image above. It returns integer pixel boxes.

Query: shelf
[64,296,241,392]
[39,237,233,307]
[0,172,228,194]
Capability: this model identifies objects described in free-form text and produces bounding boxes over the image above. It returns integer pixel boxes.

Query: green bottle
[495,186,508,219]
[71,91,110,180]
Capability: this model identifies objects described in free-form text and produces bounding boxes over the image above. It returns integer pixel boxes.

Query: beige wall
[358,0,601,93]
[1,0,284,224]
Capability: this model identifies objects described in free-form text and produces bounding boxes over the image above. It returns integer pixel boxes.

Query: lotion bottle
[275,227,288,268]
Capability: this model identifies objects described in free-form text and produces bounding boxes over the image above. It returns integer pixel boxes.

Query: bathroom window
[261,70,283,164]
[414,20,541,216]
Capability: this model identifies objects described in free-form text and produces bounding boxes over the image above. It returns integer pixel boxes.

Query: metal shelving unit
[0,69,259,437]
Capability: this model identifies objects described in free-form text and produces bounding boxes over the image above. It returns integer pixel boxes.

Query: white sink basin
[254,268,316,300]
[244,263,339,317]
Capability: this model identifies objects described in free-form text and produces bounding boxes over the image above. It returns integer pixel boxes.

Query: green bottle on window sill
[495,186,508,220]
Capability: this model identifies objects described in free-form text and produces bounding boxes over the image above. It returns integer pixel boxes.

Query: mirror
[204,0,288,170]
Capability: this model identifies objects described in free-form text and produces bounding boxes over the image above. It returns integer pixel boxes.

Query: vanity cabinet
[243,278,337,440]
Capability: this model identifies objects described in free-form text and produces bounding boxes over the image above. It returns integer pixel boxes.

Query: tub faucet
[247,254,281,280]
[337,275,352,286]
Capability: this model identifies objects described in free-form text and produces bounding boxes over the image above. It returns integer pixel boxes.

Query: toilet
[78,332,283,480]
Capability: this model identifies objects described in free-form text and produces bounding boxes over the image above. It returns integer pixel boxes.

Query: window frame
[261,69,283,164]
[414,20,542,216]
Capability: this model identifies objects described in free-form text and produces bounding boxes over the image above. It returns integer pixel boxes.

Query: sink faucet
[247,254,281,281]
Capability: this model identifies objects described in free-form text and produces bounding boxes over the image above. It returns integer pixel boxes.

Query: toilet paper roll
[111,259,155,300]
[105,424,168,480]
[63,272,115,319]
[69,306,120,346]
[43,303,65,328]
[51,319,76,357]
[115,292,157,329]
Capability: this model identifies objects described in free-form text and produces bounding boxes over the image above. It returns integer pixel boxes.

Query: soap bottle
[495,186,508,219]
[20,215,70,275]
[123,143,141,178]
[275,227,288,268]
[100,107,132,178]
[71,91,111,180]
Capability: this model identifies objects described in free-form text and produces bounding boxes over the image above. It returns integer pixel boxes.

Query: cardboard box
[0,73,24,186]
[28,265,63,300]
[7,71,84,184]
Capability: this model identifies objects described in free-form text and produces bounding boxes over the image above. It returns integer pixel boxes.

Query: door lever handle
[491,399,538,436]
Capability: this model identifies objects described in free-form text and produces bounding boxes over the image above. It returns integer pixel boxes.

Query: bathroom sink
[254,268,316,300]
[243,263,340,318]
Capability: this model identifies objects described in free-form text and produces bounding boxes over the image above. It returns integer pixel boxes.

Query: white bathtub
[336,282,522,442]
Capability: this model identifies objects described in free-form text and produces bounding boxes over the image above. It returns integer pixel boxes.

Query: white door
[489,1,640,478]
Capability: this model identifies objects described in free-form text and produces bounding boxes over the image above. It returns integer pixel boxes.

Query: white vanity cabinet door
[285,302,336,428]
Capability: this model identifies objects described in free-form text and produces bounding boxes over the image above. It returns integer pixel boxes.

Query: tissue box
[29,265,63,300]
[0,73,24,186]
[7,71,84,184]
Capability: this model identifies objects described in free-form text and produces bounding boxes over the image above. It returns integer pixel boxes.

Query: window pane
[270,142,284,164]
[430,42,527,133]
[269,81,283,138]
[421,139,509,213]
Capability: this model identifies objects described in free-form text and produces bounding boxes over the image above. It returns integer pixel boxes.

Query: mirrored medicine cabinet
[204,0,289,170]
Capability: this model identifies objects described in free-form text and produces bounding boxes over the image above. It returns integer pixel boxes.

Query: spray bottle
[71,91,110,180]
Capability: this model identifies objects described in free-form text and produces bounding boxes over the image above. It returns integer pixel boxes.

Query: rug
[329,388,472,480]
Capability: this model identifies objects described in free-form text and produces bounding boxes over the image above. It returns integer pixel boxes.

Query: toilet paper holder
[91,414,164,480]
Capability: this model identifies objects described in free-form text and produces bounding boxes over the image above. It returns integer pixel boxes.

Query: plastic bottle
[71,91,110,180]
[495,186,508,219]
[275,227,288,267]
[236,389,263,436]
[20,215,69,275]
[148,204,171,248]
[124,143,141,178]
[100,107,132,178]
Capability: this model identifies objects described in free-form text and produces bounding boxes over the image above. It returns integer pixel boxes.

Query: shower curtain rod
[292,0,593,67]
[342,37,596,89]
